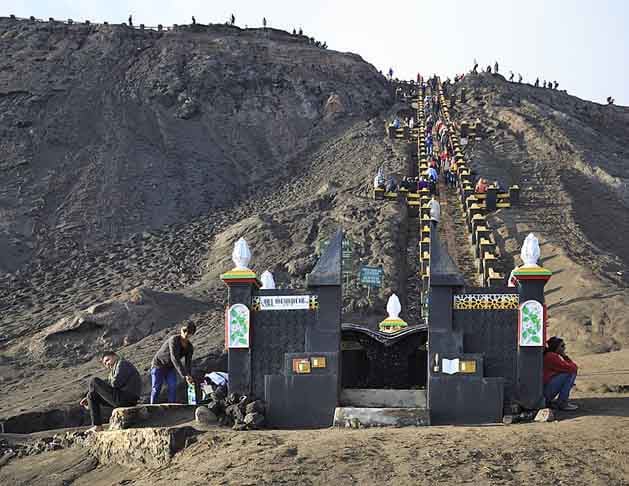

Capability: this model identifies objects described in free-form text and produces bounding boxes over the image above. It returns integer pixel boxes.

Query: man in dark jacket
[150,322,196,404]
[80,351,142,432]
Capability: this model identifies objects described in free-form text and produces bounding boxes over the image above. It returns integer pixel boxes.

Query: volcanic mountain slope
[0,18,391,272]
[1,16,629,432]
[448,73,629,352]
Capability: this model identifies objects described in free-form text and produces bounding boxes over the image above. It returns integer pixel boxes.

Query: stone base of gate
[333,407,430,427]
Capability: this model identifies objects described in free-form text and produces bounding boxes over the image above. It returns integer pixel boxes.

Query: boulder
[323,93,346,118]
[245,400,265,415]
[243,412,265,429]
[195,406,217,425]
[534,408,555,423]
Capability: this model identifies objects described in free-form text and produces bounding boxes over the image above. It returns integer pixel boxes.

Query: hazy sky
[4,0,628,105]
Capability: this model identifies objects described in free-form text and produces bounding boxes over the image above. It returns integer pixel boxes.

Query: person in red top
[475,178,488,194]
[543,337,578,411]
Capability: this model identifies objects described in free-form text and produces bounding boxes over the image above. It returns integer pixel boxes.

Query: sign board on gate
[342,239,353,276]
[359,266,384,287]
[256,295,312,311]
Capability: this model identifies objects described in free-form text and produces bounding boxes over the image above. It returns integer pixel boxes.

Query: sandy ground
[2,391,628,486]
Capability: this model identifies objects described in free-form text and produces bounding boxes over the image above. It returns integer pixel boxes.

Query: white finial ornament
[386,294,402,319]
[520,233,540,267]
[260,271,276,289]
[232,237,252,270]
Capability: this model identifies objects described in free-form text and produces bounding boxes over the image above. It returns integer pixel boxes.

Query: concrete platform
[340,389,426,408]
[109,404,196,430]
[87,425,198,467]
[333,407,430,427]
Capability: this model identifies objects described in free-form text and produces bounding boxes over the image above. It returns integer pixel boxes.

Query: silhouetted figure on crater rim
[128,15,132,27]
[191,16,196,25]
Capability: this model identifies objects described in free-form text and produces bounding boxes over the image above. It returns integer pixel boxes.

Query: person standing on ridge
[494,61,499,74]
[518,73,523,83]
[192,16,196,25]
[128,14,132,27]
[230,13,235,25]
[263,17,267,29]
[534,77,540,87]
[509,71,514,82]
[150,322,197,404]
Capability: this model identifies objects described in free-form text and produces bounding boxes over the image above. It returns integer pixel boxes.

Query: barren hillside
[0,18,391,272]
[1,17,629,486]
[449,73,629,352]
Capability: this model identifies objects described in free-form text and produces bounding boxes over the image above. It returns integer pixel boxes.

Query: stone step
[333,407,429,427]
[340,388,426,408]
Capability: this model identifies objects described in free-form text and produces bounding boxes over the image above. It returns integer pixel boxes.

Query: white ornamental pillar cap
[386,294,402,319]
[260,270,276,289]
[520,233,540,267]
[232,237,252,270]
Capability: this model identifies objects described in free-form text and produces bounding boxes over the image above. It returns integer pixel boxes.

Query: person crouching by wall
[543,336,579,411]
[150,322,196,404]
[80,351,142,432]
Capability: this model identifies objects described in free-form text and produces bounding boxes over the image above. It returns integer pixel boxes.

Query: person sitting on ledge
[475,177,488,193]
[385,175,397,193]
[426,166,438,183]
[373,168,385,189]
[150,322,196,404]
[80,351,142,432]
[401,177,415,191]
[543,337,579,411]
[418,175,429,191]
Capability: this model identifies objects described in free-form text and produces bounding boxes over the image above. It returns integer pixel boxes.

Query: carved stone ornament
[260,270,276,289]
[386,294,402,319]
[520,233,540,267]
[232,237,252,270]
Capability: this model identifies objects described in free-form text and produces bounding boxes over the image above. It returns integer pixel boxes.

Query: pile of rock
[0,431,88,465]
[195,391,265,431]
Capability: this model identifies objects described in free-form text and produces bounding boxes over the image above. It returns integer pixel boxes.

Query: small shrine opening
[341,325,428,390]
